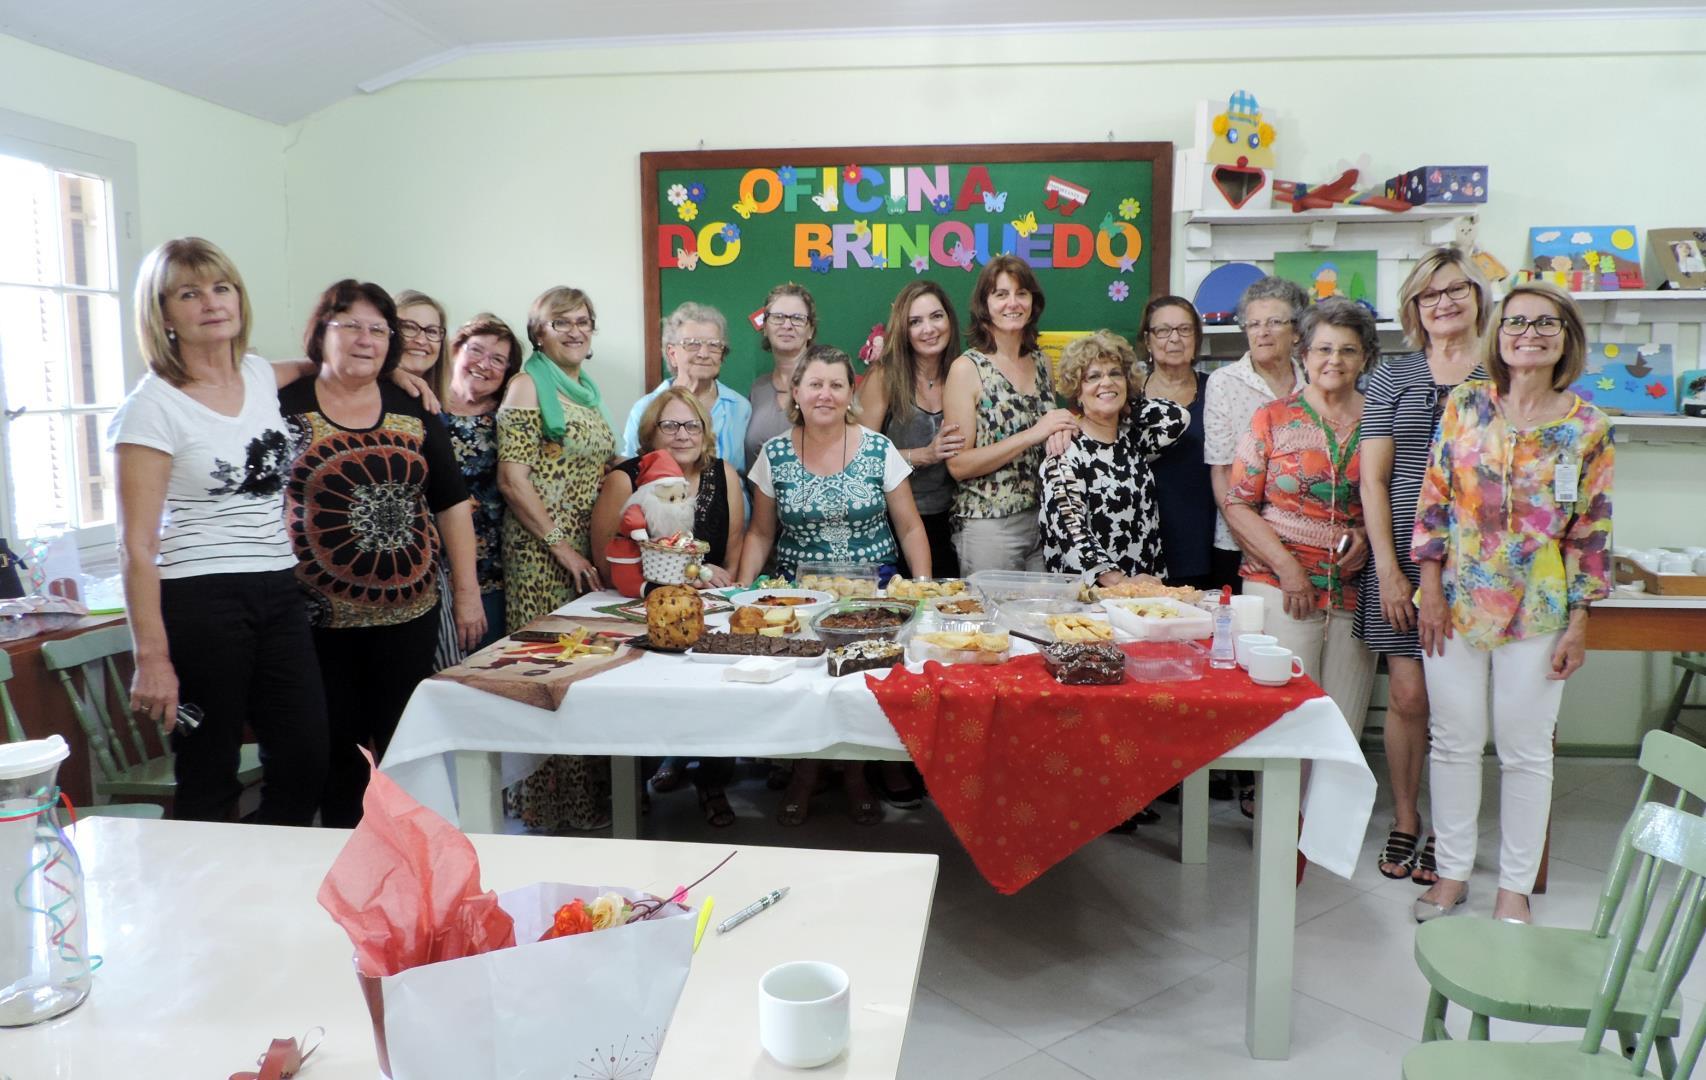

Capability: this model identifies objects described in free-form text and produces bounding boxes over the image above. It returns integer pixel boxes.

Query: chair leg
[1422,988,1450,1043]
[1469,1012,1489,1040]
[1661,665,1698,736]
[1658,1035,1677,1078]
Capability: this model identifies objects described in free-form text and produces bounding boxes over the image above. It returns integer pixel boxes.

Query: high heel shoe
[1413,885,1468,924]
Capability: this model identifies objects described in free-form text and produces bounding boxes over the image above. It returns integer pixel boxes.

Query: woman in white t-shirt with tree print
[108,237,330,824]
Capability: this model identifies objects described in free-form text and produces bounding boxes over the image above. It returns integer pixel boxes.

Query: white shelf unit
[1568,291,1706,442]
[1180,207,1478,360]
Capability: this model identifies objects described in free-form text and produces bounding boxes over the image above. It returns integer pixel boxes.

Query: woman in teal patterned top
[737,345,931,584]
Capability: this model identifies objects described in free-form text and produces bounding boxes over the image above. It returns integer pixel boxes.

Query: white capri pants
[954,512,1045,576]
[1422,628,1565,893]
[1242,581,1377,741]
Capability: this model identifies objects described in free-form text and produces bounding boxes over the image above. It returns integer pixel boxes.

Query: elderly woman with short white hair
[622,301,753,474]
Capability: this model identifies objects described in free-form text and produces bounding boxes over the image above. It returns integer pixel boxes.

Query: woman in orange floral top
[1410,282,1613,926]
[1224,298,1379,740]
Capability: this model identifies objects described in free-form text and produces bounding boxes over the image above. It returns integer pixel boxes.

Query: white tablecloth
[381,592,1376,877]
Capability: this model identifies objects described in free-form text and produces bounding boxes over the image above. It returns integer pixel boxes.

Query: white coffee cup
[1235,633,1277,669]
[1248,645,1305,687]
[758,961,850,1068]
[1633,551,1661,572]
[1694,553,1706,576]
[1660,554,1694,575]
[1231,594,1264,633]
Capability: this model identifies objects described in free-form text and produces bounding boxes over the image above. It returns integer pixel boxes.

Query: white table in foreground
[382,593,1376,1060]
[0,818,937,1079]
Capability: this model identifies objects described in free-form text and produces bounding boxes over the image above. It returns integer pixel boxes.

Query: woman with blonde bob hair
[1411,281,1612,925]
[108,237,328,825]
[393,288,449,391]
[1357,246,1492,885]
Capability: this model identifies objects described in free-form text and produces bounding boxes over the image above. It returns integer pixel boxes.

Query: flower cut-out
[931,194,953,214]
[1118,197,1142,220]
[677,201,698,222]
[777,165,796,185]
[721,223,740,241]
[1108,281,1130,302]
[666,184,688,207]
[843,165,861,183]
[685,181,706,202]
[910,255,931,274]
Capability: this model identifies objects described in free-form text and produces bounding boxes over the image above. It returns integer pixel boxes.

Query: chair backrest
[39,625,161,783]
[1591,730,1706,943]
[1582,802,1706,1077]
[0,649,23,743]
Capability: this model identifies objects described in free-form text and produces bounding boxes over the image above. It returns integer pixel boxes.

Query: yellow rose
[589,893,630,930]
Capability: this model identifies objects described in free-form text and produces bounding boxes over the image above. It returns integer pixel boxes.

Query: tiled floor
[622,754,1671,1078]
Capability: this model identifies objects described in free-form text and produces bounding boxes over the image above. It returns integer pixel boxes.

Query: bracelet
[1568,601,1591,613]
[542,526,568,547]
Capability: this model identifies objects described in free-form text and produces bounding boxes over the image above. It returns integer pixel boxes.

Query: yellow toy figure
[1202,90,1277,212]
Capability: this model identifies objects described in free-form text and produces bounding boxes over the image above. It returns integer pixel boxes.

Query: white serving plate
[685,644,826,666]
[726,588,837,620]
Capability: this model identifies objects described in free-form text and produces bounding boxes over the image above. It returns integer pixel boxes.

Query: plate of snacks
[1041,641,1128,685]
[1041,612,1116,643]
[1079,577,1203,605]
[826,639,905,677]
[726,588,835,620]
[909,628,1013,665]
[796,560,880,599]
[1102,597,1214,641]
[686,632,827,664]
[728,604,807,637]
[886,577,967,601]
[994,597,1088,637]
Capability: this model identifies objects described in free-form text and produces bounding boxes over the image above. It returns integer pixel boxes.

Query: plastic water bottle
[1209,586,1237,669]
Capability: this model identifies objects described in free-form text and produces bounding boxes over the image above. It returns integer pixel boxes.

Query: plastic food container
[994,598,1089,637]
[923,594,992,623]
[1102,597,1215,642]
[885,577,969,601]
[810,598,917,649]
[967,570,1083,605]
[1123,640,1208,683]
[796,561,880,598]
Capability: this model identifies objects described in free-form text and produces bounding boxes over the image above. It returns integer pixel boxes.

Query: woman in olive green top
[942,255,1078,574]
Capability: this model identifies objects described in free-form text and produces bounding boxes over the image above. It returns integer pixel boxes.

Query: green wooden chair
[38,625,259,809]
[0,646,162,820]
[1415,729,1706,1072]
[1405,800,1706,1079]
[1662,653,1706,740]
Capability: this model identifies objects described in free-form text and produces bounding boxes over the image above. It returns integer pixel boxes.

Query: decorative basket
[639,537,710,585]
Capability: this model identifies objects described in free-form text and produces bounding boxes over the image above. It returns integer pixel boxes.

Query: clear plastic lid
[0,734,70,781]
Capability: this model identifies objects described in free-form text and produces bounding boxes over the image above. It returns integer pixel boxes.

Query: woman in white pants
[1411,281,1614,925]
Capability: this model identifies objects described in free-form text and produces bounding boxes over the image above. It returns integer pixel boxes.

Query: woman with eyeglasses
[1357,249,1490,887]
[744,283,817,474]
[1411,282,1613,926]
[1139,295,1227,590]
[1222,297,1378,740]
[591,386,746,825]
[280,279,483,827]
[394,289,448,386]
[621,302,753,474]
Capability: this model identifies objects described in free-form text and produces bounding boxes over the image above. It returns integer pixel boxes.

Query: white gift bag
[366,882,695,1080]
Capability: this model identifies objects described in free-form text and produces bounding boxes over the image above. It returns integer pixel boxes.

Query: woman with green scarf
[496,286,619,832]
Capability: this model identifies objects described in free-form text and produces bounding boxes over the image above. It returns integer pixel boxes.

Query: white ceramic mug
[758,960,850,1068]
[1660,554,1694,575]
[1235,633,1277,669]
[1694,553,1706,576]
[1248,645,1305,687]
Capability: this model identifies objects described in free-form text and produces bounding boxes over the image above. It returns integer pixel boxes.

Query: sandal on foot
[699,787,735,828]
[1239,785,1256,819]
[776,801,808,827]
[849,798,884,826]
[650,762,686,794]
[1411,835,1440,886]
[1377,828,1420,880]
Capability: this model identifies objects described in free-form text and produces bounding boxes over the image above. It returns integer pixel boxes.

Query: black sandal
[1412,835,1439,886]
[1377,828,1420,880]
[650,761,686,793]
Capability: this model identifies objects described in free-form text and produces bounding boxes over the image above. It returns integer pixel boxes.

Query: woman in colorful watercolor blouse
[1410,281,1613,926]
[737,344,929,828]
[1222,297,1379,738]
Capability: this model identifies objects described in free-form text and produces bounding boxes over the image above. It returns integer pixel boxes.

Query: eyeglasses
[327,319,391,339]
[1417,280,1474,308]
[398,320,444,342]
[1307,344,1365,361]
[1499,314,1564,337]
[461,344,508,373]
[1241,317,1294,333]
[765,311,810,328]
[1082,367,1126,385]
[657,419,705,435]
[550,316,593,333]
[1146,325,1194,340]
[674,339,727,355]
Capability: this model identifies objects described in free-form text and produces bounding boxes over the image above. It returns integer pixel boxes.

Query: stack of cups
[1230,593,1264,634]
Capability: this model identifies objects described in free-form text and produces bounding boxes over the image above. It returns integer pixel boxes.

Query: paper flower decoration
[1108,281,1130,302]
[667,184,689,207]
[686,181,706,203]
[677,201,699,222]
[1118,197,1142,220]
[843,165,861,183]
[778,166,796,185]
[931,194,952,215]
[910,255,931,274]
[722,224,740,241]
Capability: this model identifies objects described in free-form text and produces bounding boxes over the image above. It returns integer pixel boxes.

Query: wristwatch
[542,526,568,547]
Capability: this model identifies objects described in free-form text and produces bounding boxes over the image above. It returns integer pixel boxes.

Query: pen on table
[717,886,789,934]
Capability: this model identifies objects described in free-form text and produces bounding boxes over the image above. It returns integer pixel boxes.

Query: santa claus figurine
[605,449,697,597]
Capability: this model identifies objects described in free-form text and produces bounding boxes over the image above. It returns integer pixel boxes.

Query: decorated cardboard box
[1383,166,1487,205]
[1570,343,1675,415]
[1679,368,1706,418]
[1180,90,1278,214]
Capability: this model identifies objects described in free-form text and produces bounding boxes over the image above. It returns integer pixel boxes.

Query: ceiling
[3,1,1704,124]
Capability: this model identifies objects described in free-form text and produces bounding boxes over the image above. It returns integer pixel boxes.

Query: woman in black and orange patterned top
[280,279,483,827]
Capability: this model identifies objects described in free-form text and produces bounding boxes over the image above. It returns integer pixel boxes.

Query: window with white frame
[0,111,139,556]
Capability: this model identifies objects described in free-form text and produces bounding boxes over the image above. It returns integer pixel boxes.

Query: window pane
[0,154,56,286]
[58,172,113,291]
[5,409,117,536]
[70,410,116,529]
[0,287,124,410]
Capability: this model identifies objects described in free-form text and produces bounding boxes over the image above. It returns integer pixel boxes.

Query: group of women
[111,236,1614,925]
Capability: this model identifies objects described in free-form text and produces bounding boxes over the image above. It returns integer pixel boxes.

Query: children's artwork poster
[640,144,1172,391]
[1647,227,1706,290]
[1523,226,1644,291]
[1570,342,1676,415]
[1272,250,1378,311]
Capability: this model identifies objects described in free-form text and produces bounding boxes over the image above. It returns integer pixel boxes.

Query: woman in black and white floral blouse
[1039,330,1188,586]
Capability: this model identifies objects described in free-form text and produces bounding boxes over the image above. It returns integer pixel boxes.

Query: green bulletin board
[639,143,1173,392]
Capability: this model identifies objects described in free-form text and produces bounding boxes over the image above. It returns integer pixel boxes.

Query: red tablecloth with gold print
[867,650,1327,894]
